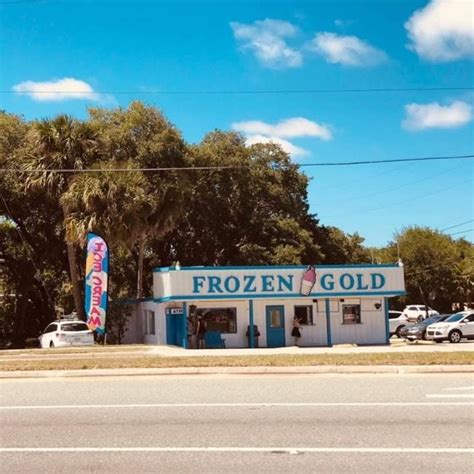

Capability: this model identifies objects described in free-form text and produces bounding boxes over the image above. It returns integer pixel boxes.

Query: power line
[3,86,474,95]
[321,163,465,205]
[440,219,474,232]
[0,0,44,4]
[0,1,43,3]
[324,176,473,219]
[1,154,473,174]
[301,154,474,168]
[449,229,473,236]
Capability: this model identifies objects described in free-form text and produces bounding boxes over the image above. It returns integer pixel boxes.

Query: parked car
[425,311,474,343]
[388,310,409,338]
[401,305,439,323]
[399,314,451,341]
[39,319,94,348]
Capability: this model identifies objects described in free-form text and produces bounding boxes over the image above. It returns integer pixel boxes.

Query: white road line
[426,394,474,399]
[1,447,473,454]
[443,386,474,391]
[1,402,473,410]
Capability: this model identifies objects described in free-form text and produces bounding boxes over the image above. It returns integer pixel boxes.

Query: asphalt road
[1,373,473,473]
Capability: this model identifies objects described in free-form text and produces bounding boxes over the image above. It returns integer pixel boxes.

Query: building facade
[125,264,405,348]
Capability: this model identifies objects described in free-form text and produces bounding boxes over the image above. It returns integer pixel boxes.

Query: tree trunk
[137,238,146,299]
[13,291,29,348]
[67,241,85,320]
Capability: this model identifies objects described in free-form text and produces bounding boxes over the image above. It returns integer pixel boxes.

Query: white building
[125,264,405,348]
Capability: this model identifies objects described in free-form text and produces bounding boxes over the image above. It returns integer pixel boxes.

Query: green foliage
[106,302,134,344]
[3,103,470,346]
[315,226,372,264]
[381,226,473,312]
[153,132,323,266]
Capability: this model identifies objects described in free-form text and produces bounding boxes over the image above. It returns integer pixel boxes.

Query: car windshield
[422,316,440,325]
[61,323,90,332]
[444,313,465,323]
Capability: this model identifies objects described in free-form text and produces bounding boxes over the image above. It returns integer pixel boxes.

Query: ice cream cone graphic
[300,265,317,296]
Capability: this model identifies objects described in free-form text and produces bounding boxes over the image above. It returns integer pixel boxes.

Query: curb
[1,365,473,379]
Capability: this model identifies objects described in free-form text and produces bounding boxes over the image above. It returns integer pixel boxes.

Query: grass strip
[0,352,473,371]
[0,345,145,356]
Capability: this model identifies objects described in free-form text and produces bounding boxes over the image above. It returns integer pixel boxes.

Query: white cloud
[230,19,302,68]
[402,100,472,130]
[308,32,387,66]
[405,0,474,62]
[233,117,332,140]
[13,78,101,102]
[233,117,332,157]
[244,134,309,156]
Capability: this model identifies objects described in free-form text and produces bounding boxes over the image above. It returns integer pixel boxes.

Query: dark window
[389,312,401,319]
[295,306,313,325]
[342,305,361,324]
[198,308,237,333]
[61,323,90,332]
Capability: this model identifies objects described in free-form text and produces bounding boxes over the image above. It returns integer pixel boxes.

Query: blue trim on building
[325,299,332,347]
[153,290,406,303]
[182,302,188,349]
[153,264,401,273]
[384,297,390,345]
[249,300,254,349]
[113,296,154,305]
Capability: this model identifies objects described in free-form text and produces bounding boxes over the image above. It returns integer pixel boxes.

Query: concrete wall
[130,297,387,348]
[328,297,386,345]
[253,298,328,347]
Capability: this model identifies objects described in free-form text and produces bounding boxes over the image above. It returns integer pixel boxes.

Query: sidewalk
[148,340,474,357]
[1,364,473,379]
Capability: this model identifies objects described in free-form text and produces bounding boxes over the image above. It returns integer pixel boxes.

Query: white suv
[388,311,408,338]
[39,320,94,348]
[402,305,438,323]
[425,311,474,343]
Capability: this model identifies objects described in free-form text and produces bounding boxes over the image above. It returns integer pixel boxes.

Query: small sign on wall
[361,299,382,311]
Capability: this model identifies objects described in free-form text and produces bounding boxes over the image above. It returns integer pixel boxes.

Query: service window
[198,308,237,333]
[148,311,155,335]
[342,304,361,324]
[294,305,314,325]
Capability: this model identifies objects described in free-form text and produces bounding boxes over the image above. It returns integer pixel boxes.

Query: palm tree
[62,166,182,299]
[24,115,100,320]
[88,102,189,298]
[60,162,150,248]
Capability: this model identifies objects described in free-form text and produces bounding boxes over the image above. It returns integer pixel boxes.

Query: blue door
[166,309,184,347]
[266,305,285,347]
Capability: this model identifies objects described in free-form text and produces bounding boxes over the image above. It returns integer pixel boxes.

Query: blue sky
[1,0,473,247]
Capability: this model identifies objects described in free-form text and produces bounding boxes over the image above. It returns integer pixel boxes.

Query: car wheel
[448,330,462,344]
[422,331,427,341]
[396,326,405,338]
[417,315,423,323]
[49,341,55,348]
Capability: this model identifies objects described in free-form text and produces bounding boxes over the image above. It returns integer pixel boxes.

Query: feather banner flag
[84,233,109,335]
